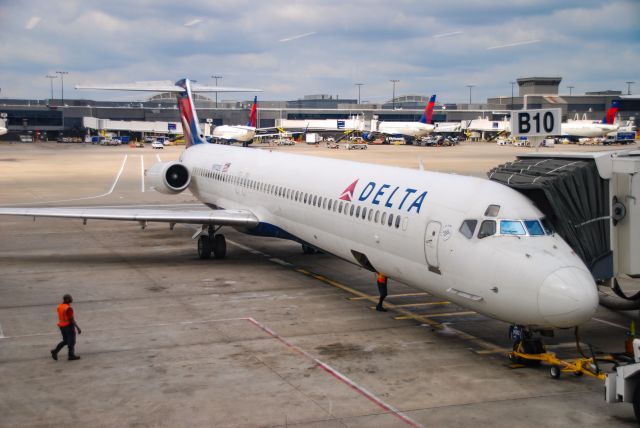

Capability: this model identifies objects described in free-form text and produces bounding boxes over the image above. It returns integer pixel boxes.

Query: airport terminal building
[0,77,637,140]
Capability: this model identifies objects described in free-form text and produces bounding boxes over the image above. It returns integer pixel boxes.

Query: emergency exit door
[424,221,441,272]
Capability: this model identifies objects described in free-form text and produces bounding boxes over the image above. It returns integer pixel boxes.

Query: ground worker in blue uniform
[51,294,82,361]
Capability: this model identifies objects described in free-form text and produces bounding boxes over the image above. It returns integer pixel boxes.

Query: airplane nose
[538,267,598,328]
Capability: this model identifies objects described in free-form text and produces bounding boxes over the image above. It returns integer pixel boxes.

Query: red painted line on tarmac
[245,317,422,428]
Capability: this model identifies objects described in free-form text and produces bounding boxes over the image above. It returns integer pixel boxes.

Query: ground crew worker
[51,294,82,361]
[376,273,388,312]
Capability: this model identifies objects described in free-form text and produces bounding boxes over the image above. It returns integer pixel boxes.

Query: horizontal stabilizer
[75,81,262,93]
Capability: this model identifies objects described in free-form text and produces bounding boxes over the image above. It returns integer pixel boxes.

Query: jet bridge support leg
[376,273,388,312]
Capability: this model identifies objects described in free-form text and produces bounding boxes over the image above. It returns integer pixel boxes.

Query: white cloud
[24,16,42,30]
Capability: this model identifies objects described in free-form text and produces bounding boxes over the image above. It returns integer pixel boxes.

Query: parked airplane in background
[0,117,7,136]
[0,79,599,336]
[561,101,620,138]
[211,96,259,145]
[364,95,436,141]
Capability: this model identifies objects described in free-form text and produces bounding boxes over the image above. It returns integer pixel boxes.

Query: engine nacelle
[146,161,191,194]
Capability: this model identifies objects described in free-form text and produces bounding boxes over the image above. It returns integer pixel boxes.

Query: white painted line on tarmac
[140,155,145,192]
[0,323,4,339]
[0,154,128,206]
[269,258,293,267]
[156,154,162,162]
[592,317,628,330]
[227,239,270,257]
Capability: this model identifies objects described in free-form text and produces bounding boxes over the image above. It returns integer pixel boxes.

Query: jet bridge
[488,150,640,308]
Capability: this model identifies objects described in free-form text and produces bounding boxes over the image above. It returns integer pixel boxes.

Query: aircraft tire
[197,235,212,260]
[212,234,227,259]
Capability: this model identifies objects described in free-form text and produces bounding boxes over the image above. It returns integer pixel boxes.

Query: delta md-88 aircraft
[0,79,599,333]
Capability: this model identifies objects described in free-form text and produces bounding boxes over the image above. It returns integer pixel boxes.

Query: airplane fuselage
[212,125,256,142]
[561,121,619,138]
[181,144,598,329]
[377,122,434,138]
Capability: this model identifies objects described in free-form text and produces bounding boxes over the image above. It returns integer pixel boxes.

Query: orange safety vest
[57,303,72,327]
[376,273,387,284]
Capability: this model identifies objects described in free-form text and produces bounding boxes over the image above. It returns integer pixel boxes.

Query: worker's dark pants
[377,280,388,308]
[54,325,76,358]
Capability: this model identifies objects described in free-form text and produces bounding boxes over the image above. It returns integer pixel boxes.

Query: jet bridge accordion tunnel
[488,151,640,310]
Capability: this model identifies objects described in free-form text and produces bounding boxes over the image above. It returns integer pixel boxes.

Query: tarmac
[1,140,639,427]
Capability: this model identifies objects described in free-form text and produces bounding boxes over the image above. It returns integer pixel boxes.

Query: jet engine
[146,161,191,194]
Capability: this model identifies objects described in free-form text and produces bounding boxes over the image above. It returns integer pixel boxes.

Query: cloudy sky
[1,0,638,104]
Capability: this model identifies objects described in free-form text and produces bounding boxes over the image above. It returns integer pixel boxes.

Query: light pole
[355,83,363,104]
[211,75,222,108]
[626,81,635,95]
[55,71,68,105]
[466,85,474,105]
[390,79,399,110]
[567,85,574,96]
[509,81,516,109]
[46,75,57,104]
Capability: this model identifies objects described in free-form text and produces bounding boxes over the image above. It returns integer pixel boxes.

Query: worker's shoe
[50,350,58,361]
[376,304,387,312]
[68,355,81,361]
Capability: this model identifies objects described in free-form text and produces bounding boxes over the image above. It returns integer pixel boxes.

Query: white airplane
[211,96,258,145]
[0,117,7,136]
[364,95,436,140]
[0,79,599,335]
[561,101,620,138]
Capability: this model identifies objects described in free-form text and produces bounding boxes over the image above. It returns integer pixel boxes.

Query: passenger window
[395,215,401,228]
[295,190,299,201]
[313,195,317,206]
[524,220,545,236]
[500,220,526,235]
[478,220,496,239]
[381,212,387,224]
[328,200,333,210]
[459,219,478,239]
[362,207,367,219]
[388,213,394,227]
[304,193,308,203]
[485,205,500,217]
[356,206,361,217]
[338,201,343,213]
[368,209,373,221]
[350,205,355,216]
[375,210,380,222]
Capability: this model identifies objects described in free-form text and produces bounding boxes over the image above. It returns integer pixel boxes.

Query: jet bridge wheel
[197,235,212,259]
[212,234,227,259]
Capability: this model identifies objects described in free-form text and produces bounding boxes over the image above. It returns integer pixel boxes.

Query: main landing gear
[197,225,227,260]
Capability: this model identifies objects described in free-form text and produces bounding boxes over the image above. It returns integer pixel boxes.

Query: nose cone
[538,267,598,328]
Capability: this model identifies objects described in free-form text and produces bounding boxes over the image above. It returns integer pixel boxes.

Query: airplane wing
[0,207,259,227]
[75,81,262,93]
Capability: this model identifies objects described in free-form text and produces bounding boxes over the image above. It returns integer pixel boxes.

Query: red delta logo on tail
[176,79,205,148]
[339,179,359,201]
[603,100,620,125]
[247,96,257,127]
[419,95,436,124]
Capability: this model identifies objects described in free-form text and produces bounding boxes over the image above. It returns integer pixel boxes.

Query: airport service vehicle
[363,95,436,141]
[152,140,164,149]
[560,101,620,138]
[605,131,636,145]
[606,338,640,421]
[0,78,600,333]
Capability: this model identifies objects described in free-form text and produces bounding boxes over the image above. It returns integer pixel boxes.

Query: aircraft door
[424,221,441,272]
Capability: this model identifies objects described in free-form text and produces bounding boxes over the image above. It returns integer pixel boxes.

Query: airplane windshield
[524,220,545,236]
[500,220,526,235]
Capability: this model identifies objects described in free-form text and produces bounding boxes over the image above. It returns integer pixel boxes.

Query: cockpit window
[484,205,500,217]
[524,220,545,236]
[541,218,554,235]
[478,220,496,239]
[500,220,526,235]
[459,219,478,239]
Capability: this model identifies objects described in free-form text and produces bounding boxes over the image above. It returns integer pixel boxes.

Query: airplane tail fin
[419,95,436,124]
[175,79,206,148]
[603,100,620,124]
[247,96,258,127]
